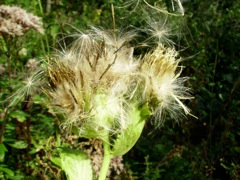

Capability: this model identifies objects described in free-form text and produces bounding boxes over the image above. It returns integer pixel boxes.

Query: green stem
[37,0,44,14]
[98,140,113,180]
[36,0,50,54]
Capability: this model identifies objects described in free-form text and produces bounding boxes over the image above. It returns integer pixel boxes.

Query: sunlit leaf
[0,143,8,162]
[10,110,28,122]
[7,141,28,149]
[0,166,14,176]
[52,148,93,180]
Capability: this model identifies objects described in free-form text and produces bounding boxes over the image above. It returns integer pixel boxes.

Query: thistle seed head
[44,28,138,139]
[140,43,193,125]
[8,23,194,139]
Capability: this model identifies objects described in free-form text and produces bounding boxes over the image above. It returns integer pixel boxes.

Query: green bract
[111,104,151,156]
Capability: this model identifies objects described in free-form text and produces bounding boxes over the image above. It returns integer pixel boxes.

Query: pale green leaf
[10,110,28,122]
[56,148,93,180]
[7,141,28,149]
[111,104,150,156]
[0,166,14,176]
[0,143,8,162]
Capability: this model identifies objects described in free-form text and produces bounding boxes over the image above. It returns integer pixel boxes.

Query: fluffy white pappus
[144,14,176,46]
[92,94,130,131]
[153,76,192,126]
[71,33,98,66]
[91,26,137,49]
[5,70,45,107]
[140,43,193,125]
[55,27,137,85]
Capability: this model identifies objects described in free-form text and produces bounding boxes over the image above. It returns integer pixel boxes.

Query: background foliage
[0,0,239,179]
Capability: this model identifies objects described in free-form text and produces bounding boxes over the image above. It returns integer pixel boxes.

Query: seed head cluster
[8,21,193,140]
[37,26,193,139]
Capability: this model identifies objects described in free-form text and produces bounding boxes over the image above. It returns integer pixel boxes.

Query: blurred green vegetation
[0,0,239,179]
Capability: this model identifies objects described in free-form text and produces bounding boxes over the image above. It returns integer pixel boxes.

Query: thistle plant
[6,3,194,179]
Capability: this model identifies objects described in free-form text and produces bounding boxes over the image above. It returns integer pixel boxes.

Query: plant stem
[0,108,8,143]
[37,0,44,15]
[98,140,113,180]
[36,0,50,54]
